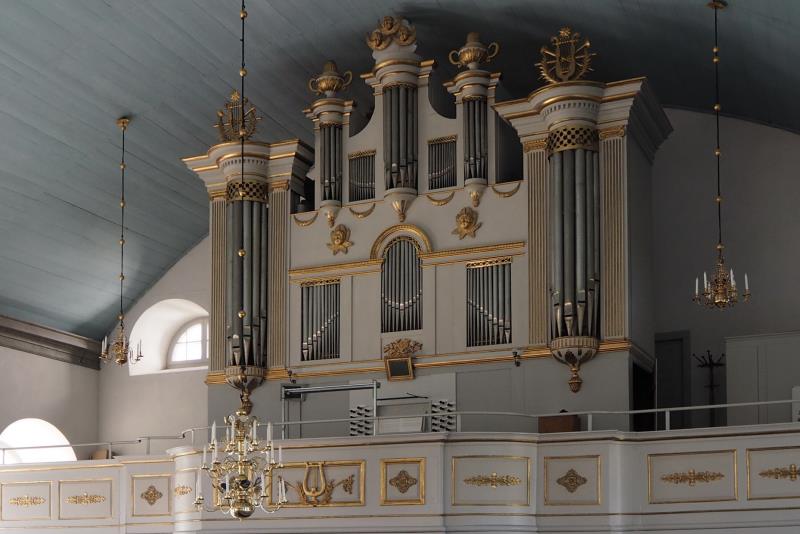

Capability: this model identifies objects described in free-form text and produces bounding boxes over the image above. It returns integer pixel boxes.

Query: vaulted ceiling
[0,0,797,339]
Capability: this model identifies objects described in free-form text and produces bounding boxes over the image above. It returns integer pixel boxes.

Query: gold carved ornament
[463,473,521,488]
[285,462,356,506]
[327,224,353,255]
[174,485,193,496]
[308,60,352,97]
[389,470,418,494]
[226,180,268,202]
[660,469,724,486]
[536,27,595,84]
[556,468,588,493]
[452,207,482,239]
[349,203,376,219]
[8,495,46,507]
[366,16,416,51]
[215,90,261,142]
[66,493,106,506]
[384,338,423,360]
[426,191,455,206]
[293,212,319,227]
[491,181,522,198]
[759,464,799,481]
[141,485,163,506]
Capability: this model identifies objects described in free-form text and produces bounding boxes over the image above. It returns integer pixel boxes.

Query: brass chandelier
[100,117,143,365]
[692,0,750,309]
[194,0,288,519]
[194,386,287,518]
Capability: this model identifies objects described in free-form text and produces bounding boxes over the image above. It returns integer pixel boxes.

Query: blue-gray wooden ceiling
[0,0,795,339]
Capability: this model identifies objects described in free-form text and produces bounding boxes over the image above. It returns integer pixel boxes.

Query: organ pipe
[320,124,343,202]
[301,280,340,361]
[464,97,488,180]
[467,260,512,347]
[225,182,269,369]
[383,84,418,190]
[549,142,600,340]
[381,238,422,333]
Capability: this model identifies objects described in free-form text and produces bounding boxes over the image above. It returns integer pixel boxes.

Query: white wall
[653,109,800,411]
[0,347,98,458]
[98,237,210,454]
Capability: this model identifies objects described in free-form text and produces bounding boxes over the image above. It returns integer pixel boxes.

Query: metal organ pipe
[381,238,422,333]
[383,85,418,190]
[548,133,601,342]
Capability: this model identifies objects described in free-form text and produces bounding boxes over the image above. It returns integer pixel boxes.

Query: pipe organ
[300,279,340,361]
[466,258,512,347]
[381,237,423,333]
[225,181,269,371]
[187,19,670,404]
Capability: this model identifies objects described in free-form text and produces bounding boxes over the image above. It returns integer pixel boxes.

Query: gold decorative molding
[452,207,482,239]
[140,485,163,506]
[8,495,46,507]
[428,134,457,145]
[226,180,269,202]
[463,473,522,488]
[556,469,588,493]
[300,277,341,287]
[599,125,626,140]
[381,458,425,506]
[759,464,799,482]
[349,203,376,219]
[426,191,456,206]
[348,149,376,160]
[293,212,318,227]
[466,257,512,269]
[389,470,418,494]
[661,469,725,486]
[278,460,366,507]
[420,240,525,260]
[66,493,106,506]
[370,224,433,258]
[536,27,595,84]
[383,338,422,360]
[523,138,548,152]
[327,224,353,255]
[174,485,193,497]
[491,181,522,198]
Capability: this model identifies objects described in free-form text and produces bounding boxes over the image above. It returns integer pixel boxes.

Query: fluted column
[524,139,549,346]
[268,183,290,369]
[209,195,227,372]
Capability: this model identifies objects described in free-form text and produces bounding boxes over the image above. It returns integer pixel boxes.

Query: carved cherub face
[457,210,474,229]
[332,228,345,245]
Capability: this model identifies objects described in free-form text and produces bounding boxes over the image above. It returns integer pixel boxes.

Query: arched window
[168,318,209,367]
[381,236,423,332]
[0,419,76,464]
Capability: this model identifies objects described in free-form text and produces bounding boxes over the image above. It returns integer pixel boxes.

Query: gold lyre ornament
[308,61,352,97]
[449,32,499,70]
[452,207,482,239]
[327,224,353,255]
[536,27,595,84]
[214,89,261,142]
[366,16,416,51]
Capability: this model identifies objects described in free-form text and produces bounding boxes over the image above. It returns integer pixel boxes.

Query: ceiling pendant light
[100,117,143,365]
[692,0,750,309]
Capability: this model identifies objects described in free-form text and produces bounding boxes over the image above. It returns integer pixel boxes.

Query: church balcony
[1,400,799,533]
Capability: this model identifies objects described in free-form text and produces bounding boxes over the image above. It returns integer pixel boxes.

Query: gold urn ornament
[308,61,353,97]
[449,32,499,70]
